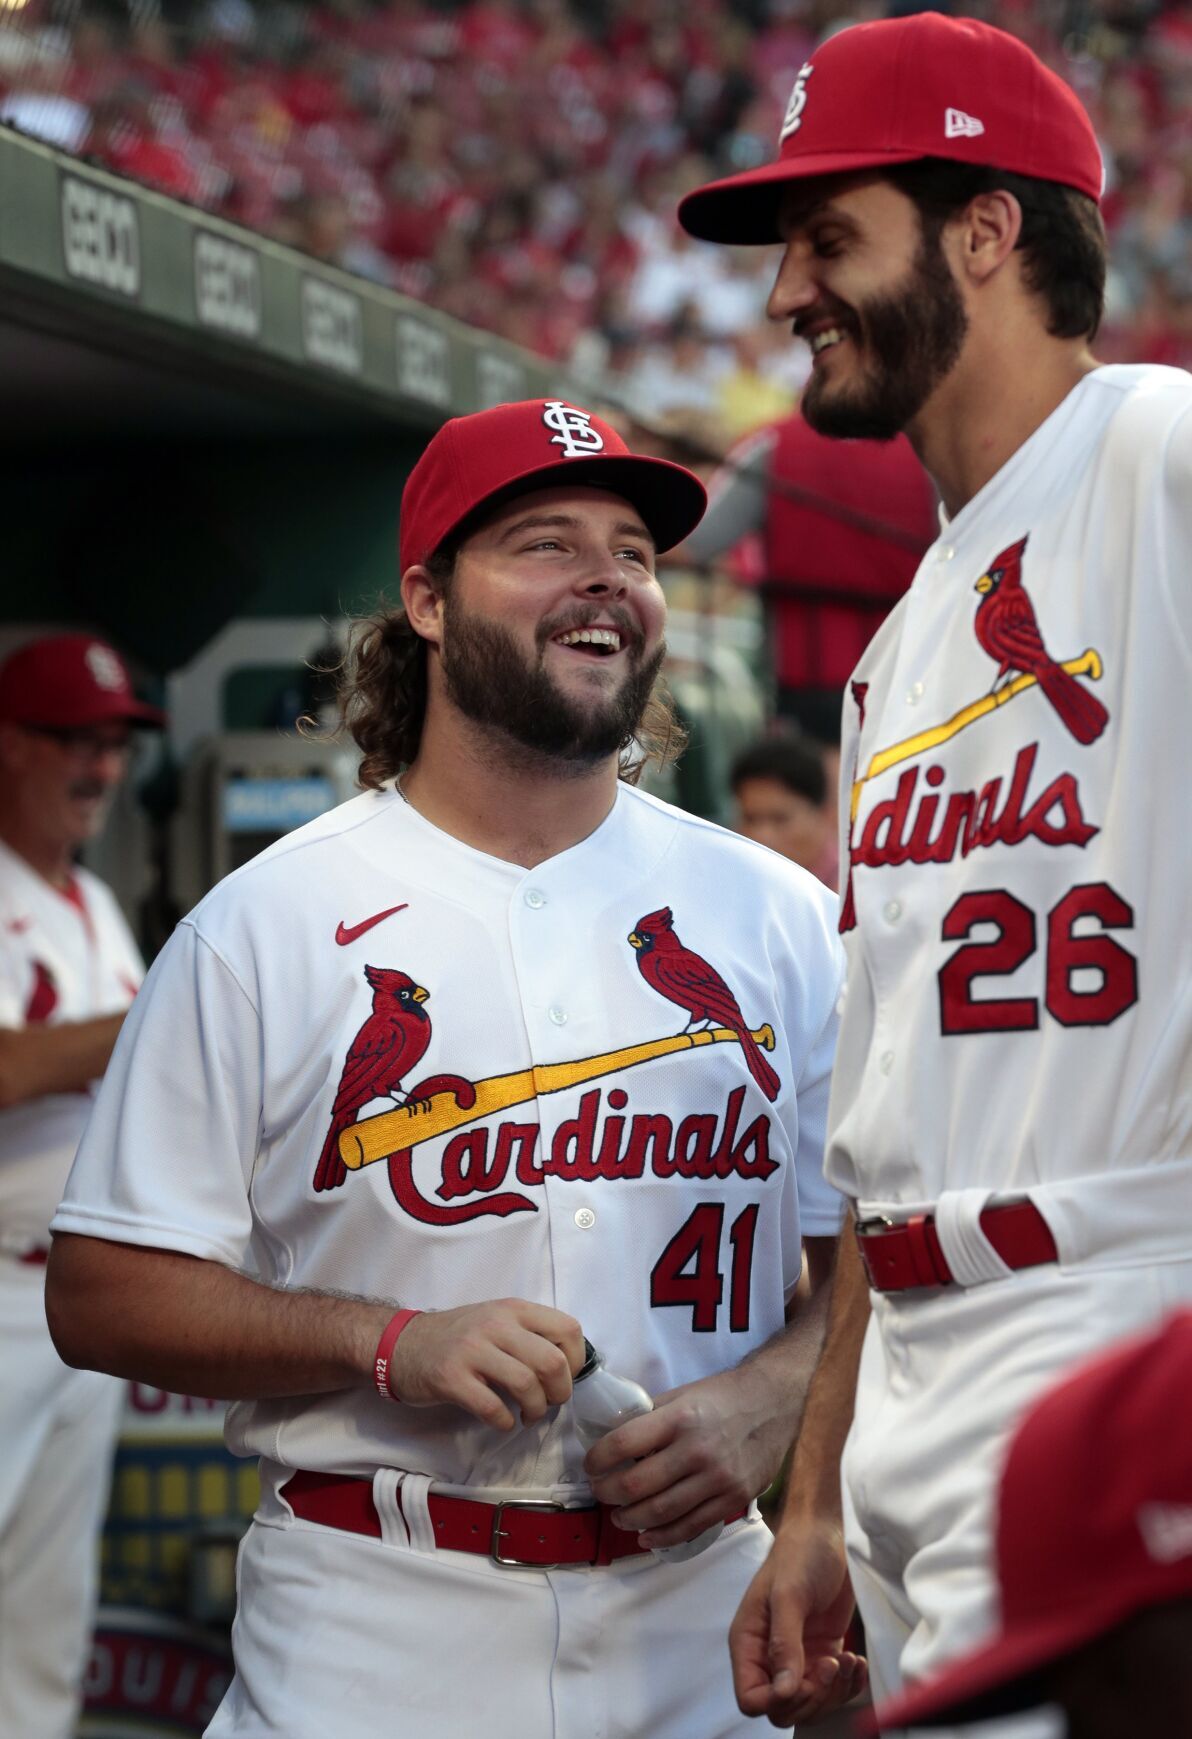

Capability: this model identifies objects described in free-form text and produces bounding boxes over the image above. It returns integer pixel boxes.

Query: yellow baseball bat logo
[850,649,1103,822]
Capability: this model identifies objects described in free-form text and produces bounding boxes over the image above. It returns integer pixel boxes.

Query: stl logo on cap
[85,643,126,693]
[780,61,814,143]
[542,400,606,459]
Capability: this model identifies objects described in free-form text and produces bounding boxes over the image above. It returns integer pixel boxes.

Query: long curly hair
[335,553,686,790]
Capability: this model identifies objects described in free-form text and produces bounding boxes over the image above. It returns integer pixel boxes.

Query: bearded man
[679,13,1192,1736]
[45,400,849,1739]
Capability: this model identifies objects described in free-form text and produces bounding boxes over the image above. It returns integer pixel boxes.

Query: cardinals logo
[974,536,1108,745]
[314,921,782,1213]
[314,966,433,1191]
[628,907,781,1102]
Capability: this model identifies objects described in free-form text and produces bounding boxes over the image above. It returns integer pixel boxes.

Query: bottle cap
[575,1339,602,1382]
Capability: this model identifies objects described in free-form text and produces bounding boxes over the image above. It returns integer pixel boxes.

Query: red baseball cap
[679,14,1103,246]
[398,398,707,573]
[0,634,166,730]
[860,1311,1192,1734]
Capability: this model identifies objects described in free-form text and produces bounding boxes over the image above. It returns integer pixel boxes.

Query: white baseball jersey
[825,364,1192,1259]
[55,783,844,1486]
[0,838,143,1251]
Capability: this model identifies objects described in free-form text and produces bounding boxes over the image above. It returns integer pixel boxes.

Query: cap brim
[11,697,168,731]
[679,148,934,245]
[117,699,168,729]
[435,453,707,560]
[857,1594,1141,1734]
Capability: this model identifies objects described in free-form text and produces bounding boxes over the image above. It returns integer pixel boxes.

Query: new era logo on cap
[1138,1503,1192,1565]
[945,107,985,139]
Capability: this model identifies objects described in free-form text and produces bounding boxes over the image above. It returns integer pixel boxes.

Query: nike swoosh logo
[335,904,409,946]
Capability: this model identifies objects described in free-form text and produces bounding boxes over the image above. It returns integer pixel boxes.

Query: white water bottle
[571,1340,724,1563]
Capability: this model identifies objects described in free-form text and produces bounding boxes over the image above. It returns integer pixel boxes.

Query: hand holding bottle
[571,1341,725,1562]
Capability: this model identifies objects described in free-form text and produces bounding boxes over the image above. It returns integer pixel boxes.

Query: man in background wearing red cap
[0,633,164,1737]
[44,400,850,1738]
[680,10,1192,1736]
[867,1311,1192,1738]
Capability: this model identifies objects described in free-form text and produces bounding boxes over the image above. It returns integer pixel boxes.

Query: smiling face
[767,173,969,440]
[419,484,668,767]
[0,720,132,858]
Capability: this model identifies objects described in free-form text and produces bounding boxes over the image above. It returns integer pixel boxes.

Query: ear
[953,189,1023,287]
[400,563,445,649]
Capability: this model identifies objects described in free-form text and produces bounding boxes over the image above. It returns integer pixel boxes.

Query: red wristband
[374,1308,422,1401]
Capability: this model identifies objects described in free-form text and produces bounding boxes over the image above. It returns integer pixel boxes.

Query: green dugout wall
[0,124,576,669]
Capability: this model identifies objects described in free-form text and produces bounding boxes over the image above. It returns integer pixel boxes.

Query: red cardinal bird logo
[628,907,780,1103]
[314,966,432,1192]
[973,536,1108,745]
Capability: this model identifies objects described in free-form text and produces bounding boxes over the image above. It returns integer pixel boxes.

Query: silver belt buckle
[490,1499,566,1569]
[854,1214,895,1238]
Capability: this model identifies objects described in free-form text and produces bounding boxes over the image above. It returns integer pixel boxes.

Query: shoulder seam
[183,919,264,1021]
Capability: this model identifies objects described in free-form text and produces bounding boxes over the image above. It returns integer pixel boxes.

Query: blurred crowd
[0,0,1188,455]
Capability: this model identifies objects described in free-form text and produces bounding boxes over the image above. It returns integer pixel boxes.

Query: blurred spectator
[715,325,799,442]
[0,26,90,152]
[682,411,938,740]
[730,734,837,888]
[863,1310,1192,1739]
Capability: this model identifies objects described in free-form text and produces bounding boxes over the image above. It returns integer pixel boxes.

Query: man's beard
[801,224,969,441]
[439,596,665,769]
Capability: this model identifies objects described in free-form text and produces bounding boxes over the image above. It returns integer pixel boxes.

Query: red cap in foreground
[861,1310,1192,1733]
[679,13,1103,246]
[398,399,707,574]
[0,634,166,730]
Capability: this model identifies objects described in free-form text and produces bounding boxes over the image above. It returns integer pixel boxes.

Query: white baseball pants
[843,1248,1192,1739]
[206,1500,779,1738]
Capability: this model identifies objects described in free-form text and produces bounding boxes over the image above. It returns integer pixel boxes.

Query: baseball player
[46,399,848,1739]
[0,633,164,1738]
[678,12,1192,1733]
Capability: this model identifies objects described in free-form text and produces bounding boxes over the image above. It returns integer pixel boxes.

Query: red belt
[18,1248,49,1266]
[856,1201,1057,1292]
[283,1471,743,1569]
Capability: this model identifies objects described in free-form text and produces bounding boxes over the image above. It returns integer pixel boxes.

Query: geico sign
[301,277,363,374]
[195,233,261,339]
[61,177,140,297]
[397,315,451,406]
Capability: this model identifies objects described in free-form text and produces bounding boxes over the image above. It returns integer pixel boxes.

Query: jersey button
[574,1207,596,1229]
[524,889,547,909]
[907,681,925,705]
[883,899,902,924]
[879,1050,895,1075]
[937,544,955,562]
[548,1006,568,1026]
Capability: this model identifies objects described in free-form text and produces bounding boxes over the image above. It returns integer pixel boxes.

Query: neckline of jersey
[387,777,627,879]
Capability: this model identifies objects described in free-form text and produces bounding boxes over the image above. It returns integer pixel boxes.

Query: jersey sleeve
[51,919,261,1268]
